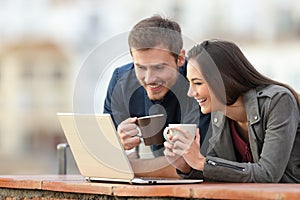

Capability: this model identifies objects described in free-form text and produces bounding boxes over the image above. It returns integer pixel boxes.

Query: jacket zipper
[207,160,245,172]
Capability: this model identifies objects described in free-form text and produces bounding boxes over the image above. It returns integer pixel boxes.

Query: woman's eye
[194,82,203,85]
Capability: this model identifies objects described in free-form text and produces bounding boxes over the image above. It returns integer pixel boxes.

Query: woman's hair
[128,15,183,60]
[187,39,300,107]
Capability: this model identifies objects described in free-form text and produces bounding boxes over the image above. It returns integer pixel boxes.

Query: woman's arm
[204,92,299,182]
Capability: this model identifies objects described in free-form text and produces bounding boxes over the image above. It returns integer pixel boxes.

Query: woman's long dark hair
[188,39,300,107]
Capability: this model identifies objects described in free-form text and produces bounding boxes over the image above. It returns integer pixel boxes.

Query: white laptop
[57,113,203,184]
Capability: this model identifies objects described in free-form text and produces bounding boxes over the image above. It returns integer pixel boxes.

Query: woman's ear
[177,49,186,66]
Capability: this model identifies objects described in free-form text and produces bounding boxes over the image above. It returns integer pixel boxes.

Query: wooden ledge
[0,175,300,199]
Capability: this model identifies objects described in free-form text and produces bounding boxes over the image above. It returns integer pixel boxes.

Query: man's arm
[103,68,120,126]
[129,156,180,178]
[103,63,135,125]
[103,64,142,151]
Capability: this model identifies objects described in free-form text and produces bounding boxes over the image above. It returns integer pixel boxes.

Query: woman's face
[187,59,222,114]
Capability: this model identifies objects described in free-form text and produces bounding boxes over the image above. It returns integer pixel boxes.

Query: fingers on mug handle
[136,126,144,143]
[163,127,172,143]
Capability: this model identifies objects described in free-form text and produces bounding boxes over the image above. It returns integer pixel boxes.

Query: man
[103,15,210,176]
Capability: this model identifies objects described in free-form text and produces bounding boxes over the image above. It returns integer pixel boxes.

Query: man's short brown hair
[128,15,183,59]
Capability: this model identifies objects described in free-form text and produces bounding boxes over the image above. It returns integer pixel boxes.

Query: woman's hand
[163,137,192,174]
[171,128,206,171]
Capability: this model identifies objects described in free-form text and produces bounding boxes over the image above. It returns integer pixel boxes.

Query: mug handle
[163,127,172,143]
[136,126,144,143]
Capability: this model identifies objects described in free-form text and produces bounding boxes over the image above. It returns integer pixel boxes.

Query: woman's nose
[187,85,196,97]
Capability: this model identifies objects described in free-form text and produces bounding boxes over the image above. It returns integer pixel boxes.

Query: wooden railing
[0,175,300,199]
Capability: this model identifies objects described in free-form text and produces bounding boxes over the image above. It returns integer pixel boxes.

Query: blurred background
[0,0,299,174]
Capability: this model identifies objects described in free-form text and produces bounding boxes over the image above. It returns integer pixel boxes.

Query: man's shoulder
[113,62,135,78]
[111,62,140,91]
[178,59,188,77]
[116,62,134,71]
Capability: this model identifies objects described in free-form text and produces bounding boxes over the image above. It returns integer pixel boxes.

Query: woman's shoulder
[256,84,294,98]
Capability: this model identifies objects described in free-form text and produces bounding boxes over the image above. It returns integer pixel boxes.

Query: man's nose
[144,69,157,83]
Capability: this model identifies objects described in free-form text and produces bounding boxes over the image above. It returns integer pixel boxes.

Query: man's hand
[117,117,141,150]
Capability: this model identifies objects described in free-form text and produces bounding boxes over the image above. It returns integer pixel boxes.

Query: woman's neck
[225,96,247,124]
[224,96,249,142]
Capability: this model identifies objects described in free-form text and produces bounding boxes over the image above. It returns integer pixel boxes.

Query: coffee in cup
[136,114,165,145]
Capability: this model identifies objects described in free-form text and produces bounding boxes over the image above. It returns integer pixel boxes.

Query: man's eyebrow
[135,63,143,67]
[135,63,169,68]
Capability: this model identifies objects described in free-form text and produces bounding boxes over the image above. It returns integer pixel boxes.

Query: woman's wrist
[178,163,192,174]
[197,157,206,171]
[191,156,206,171]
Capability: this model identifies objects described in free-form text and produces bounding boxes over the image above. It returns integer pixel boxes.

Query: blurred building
[0,40,72,173]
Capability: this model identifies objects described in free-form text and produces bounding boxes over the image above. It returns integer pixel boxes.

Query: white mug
[163,124,197,143]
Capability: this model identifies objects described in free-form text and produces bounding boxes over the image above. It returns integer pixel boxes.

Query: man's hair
[128,15,183,59]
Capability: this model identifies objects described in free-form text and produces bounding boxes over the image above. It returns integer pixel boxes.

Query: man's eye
[154,65,164,70]
[137,66,146,70]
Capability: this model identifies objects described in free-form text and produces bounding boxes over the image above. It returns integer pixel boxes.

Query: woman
[164,40,300,183]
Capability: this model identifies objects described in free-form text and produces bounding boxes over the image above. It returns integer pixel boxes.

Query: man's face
[132,48,182,101]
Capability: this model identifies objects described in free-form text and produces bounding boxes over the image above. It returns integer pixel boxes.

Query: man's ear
[177,49,186,66]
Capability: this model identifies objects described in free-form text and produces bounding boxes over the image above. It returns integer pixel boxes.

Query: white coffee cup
[163,124,197,143]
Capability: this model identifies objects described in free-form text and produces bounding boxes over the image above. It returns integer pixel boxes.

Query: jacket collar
[209,88,261,143]
[243,88,261,125]
[210,88,261,127]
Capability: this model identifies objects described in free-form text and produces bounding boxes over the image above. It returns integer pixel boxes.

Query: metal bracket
[57,143,69,174]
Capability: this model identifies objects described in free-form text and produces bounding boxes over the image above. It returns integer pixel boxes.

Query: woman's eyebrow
[191,78,203,81]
